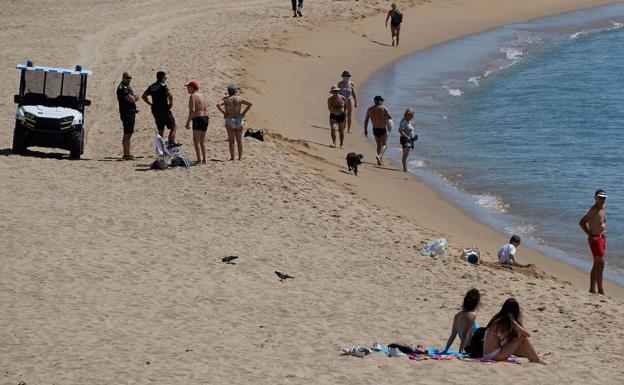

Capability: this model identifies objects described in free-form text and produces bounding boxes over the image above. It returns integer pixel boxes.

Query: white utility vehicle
[13,61,92,159]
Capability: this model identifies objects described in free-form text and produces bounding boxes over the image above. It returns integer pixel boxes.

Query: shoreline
[357,3,624,287]
[246,0,624,299]
[3,1,624,382]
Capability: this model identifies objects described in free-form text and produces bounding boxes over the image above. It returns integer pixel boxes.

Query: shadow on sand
[0,148,90,160]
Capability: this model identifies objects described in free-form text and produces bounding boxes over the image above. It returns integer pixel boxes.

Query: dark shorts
[120,111,136,134]
[192,116,209,131]
[391,22,401,29]
[152,109,176,130]
[400,136,414,149]
[373,127,387,137]
[329,112,346,125]
[589,234,606,258]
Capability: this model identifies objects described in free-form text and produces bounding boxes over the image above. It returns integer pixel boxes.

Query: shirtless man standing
[327,85,348,148]
[579,189,608,294]
[364,95,391,165]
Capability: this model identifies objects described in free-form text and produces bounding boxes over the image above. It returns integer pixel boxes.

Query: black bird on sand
[222,255,238,264]
[275,271,294,281]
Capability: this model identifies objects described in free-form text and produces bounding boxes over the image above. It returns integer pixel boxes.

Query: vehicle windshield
[22,70,84,109]
[23,71,83,98]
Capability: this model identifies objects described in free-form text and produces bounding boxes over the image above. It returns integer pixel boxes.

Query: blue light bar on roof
[16,63,92,76]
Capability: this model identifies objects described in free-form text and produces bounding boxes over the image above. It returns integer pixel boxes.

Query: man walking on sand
[327,85,348,148]
[116,72,139,160]
[291,0,303,17]
[364,95,391,165]
[385,2,403,47]
[579,189,608,294]
[142,71,178,148]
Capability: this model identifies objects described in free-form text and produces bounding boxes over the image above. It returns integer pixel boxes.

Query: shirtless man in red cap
[579,189,608,294]
[185,81,208,164]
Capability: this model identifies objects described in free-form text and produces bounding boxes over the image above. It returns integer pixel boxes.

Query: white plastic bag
[386,119,394,133]
[420,238,447,257]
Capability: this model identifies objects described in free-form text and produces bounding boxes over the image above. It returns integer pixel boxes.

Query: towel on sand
[409,349,519,364]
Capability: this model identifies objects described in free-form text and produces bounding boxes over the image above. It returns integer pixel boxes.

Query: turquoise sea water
[360,3,624,285]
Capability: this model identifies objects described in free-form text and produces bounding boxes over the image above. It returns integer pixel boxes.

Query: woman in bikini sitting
[482,298,547,364]
[442,288,481,354]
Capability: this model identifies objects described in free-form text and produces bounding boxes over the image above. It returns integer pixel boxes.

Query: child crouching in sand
[498,235,532,268]
[442,288,481,353]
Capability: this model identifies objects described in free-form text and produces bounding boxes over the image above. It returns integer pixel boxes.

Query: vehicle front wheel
[12,120,27,155]
[69,128,83,159]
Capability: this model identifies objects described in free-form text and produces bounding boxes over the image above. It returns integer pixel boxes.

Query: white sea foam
[501,47,523,60]
[570,21,624,39]
[441,85,463,96]
[474,193,509,214]
[408,159,426,168]
[504,224,538,237]
[569,31,588,39]
[468,76,480,86]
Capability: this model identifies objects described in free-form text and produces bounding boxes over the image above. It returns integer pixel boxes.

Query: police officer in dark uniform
[117,72,139,160]
[141,71,178,148]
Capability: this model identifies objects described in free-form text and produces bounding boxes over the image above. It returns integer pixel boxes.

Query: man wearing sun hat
[579,189,608,294]
[327,85,348,148]
[185,81,209,164]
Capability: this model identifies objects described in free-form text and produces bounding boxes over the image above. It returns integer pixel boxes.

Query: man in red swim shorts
[579,189,608,294]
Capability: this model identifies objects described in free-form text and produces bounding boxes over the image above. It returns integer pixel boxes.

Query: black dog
[346,153,364,176]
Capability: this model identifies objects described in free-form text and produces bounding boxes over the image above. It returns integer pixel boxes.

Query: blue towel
[427,349,470,359]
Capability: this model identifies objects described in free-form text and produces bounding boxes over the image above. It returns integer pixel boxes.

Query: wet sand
[1,1,623,384]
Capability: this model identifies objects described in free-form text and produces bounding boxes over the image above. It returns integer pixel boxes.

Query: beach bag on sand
[465,327,486,358]
[150,159,168,170]
[244,128,264,141]
[170,156,193,169]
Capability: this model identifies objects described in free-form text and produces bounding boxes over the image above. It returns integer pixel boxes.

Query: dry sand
[1,1,623,384]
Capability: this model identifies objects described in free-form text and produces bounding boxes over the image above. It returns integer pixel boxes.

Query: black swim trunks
[192,116,209,131]
[153,109,176,130]
[120,111,136,134]
[329,112,346,124]
[373,127,387,137]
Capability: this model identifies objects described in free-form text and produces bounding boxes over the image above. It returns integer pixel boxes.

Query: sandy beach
[1,0,623,384]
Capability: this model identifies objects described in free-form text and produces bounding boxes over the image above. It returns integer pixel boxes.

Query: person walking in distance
[327,85,348,148]
[364,95,391,165]
[116,72,139,160]
[142,71,178,148]
[184,81,209,164]
[338,70,358,133]
[216,84,253,160]
[385,2,403,47]
[579,189,608,294]
[291,0,303,17]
